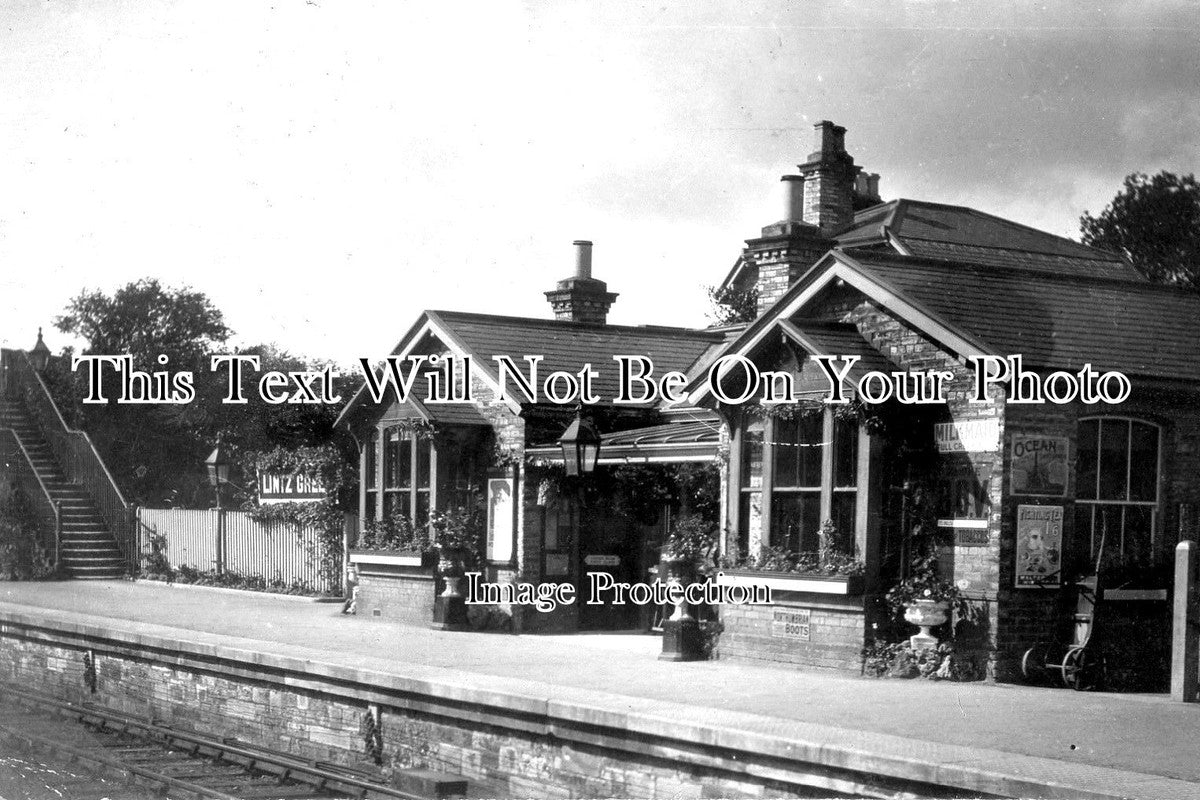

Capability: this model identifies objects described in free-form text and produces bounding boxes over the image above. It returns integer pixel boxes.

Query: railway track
[0,685,449,800]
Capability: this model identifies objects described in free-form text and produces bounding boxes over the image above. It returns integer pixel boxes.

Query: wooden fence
[136,508,355,595]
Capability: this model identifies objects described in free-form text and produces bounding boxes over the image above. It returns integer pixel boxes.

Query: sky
[2,1,1198,364]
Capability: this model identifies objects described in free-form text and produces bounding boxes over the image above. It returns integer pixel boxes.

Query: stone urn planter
[904,598,950,650]
[436,545,469,598]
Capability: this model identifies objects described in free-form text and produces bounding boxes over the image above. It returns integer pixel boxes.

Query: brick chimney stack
[545,240,618,325]
[739,120,877,314]
[798,120,861,232]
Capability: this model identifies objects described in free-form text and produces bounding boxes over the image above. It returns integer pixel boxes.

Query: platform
[1,580,1198,799]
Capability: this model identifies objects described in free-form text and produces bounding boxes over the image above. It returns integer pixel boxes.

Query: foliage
[141,564,321,596]
[720,519,865,577]
[48,280,356,507]
[862,638,981,681]
[663,514,719,563]
[746,398,888,436]
[885,551,969,617]
[429,506,483,556]
[1081,171,1200,290]
[698,619,724,660]
[0,484,56,580]
[705,283,759,326]
[55,278,231,363]
[139,531,175,582]
[723,545,866,578]
[358,513,432,553]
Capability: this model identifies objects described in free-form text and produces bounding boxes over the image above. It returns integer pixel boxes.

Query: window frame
[1074,416,1162,559]
[365,424,437,524]
[732,409,866,556]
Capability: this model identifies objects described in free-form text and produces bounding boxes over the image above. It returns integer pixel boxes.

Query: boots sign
[258,470,327,504]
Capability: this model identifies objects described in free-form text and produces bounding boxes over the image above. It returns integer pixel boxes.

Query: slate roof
[835,199,1144,281]
[427,310,724,405]
[845,252,1200,383]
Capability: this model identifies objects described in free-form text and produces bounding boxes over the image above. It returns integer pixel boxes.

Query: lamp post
[29,328,51,373]
[557,412,601,476]
[205,439,230,573]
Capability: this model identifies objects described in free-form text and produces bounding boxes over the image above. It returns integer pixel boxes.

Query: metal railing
[0,428,61,566]
[4,349,135,572]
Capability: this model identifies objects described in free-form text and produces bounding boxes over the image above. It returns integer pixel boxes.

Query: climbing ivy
[241,444,354,593]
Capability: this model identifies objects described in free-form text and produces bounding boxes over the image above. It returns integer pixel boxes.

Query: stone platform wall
[0,614,960,799]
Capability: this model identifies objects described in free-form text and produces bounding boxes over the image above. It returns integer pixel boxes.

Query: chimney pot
[854,174,869,196]
[573,240,593,279]
[781,175,805,222]
[868,173,880,199]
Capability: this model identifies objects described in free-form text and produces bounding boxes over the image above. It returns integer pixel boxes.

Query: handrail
[4,348,135,572]
[0,428,61,567]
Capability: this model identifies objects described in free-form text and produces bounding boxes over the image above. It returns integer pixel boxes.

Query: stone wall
[0,621,934,799]
[718,594,869,671]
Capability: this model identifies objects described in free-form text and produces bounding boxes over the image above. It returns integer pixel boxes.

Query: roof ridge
[856,252,1200,297]
[427,309,724,338]
[893,198,1119,260]
[902,234,1125,264]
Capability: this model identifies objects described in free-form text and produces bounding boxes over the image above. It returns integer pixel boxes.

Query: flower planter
[904,598,950,649]
[716,570,864,596]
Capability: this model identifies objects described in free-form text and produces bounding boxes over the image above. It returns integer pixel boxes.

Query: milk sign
[258,470,327,504]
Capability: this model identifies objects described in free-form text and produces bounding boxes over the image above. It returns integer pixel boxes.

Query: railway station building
[336,121,1200,682]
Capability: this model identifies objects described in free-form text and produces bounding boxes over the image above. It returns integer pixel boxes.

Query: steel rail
[1,683,426,800]
[0,718,243,800]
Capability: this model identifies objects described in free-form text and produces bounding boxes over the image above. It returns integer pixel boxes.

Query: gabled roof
[719,198,1141,295]
[336,310,725,430]
[847,252,1200,382]
[689,248,1200,405]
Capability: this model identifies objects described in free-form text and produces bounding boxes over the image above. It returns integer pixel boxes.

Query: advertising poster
[486,477,514,563]
[1015,505,1064,589]
[1010,435,1069,496]
[1,5,1192,797]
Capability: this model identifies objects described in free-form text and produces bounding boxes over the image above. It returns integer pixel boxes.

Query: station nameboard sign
[258,471,327,504]
[934,419,999,453]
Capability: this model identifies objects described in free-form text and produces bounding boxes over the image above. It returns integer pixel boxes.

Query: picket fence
[136,508,355,595]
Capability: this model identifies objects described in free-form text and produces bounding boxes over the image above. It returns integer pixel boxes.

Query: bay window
[735,409,863,556]
[367,426,435,524]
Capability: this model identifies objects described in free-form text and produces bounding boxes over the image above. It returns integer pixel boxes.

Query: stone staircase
[0,400,126,579]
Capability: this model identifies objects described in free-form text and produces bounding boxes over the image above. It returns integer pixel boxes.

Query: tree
[705,284,758,326]
[48,280,352,507]
[55,278,231,365]
[1080,171,1200,290]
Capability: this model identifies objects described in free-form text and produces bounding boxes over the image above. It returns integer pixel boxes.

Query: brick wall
[991,391,1200,681]
[718,595,869,671]
[356,568,435,625]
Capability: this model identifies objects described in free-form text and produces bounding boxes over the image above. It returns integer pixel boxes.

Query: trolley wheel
[1021,643,1051,683]
[1062,646,1104,691]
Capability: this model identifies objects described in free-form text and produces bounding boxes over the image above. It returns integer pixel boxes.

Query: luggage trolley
[1021,532,1107,691]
